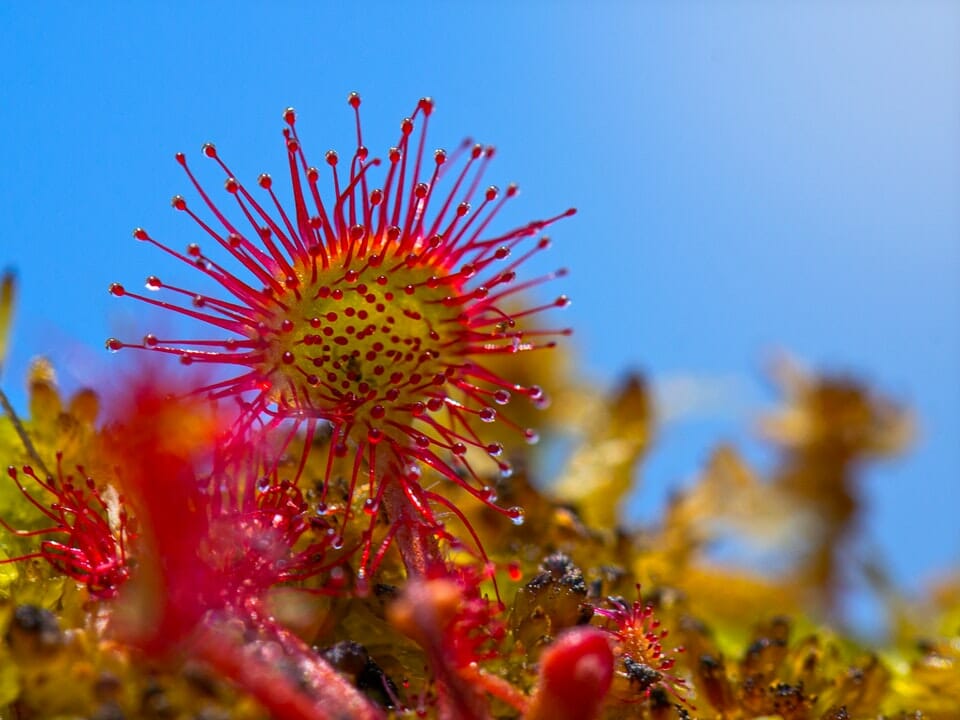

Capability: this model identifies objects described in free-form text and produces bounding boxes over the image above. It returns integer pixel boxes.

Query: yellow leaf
[0,270,14,372]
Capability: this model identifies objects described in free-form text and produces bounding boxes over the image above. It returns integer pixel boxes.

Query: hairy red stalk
[102,378,381,719]
[193,616,384,720]
[384,563,517,717]
[389,577,498,720]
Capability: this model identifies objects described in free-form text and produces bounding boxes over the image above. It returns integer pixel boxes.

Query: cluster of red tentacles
[593,586,694,709]
[0,454,132,599]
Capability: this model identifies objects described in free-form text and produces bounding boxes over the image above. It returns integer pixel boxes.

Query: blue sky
[1,2,957,629]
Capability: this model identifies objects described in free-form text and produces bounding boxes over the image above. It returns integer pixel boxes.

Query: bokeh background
[1,2,957,634]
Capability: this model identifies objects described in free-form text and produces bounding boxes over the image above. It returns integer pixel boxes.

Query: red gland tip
[526,627,614,720]
[283,107,296,125]
[347,91,361,108]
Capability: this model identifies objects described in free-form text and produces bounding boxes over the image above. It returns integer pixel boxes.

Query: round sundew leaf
[108,98,574,580]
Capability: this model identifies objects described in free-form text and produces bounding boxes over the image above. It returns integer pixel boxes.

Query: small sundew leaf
[553,375,652,527]
[0,270,15,373]
[27,358,61,426]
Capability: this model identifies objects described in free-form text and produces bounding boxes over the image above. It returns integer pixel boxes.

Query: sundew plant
[0,96,958,720]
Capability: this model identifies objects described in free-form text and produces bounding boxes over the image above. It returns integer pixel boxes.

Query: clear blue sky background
[1,3,957,630]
